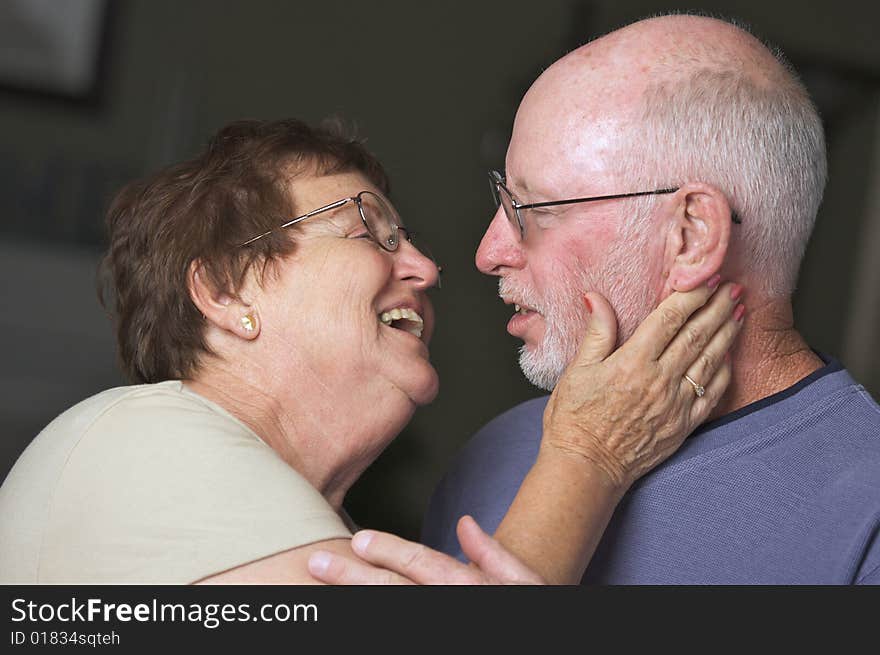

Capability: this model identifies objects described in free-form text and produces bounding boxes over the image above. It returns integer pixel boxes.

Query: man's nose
[475,207,526,275]
[394,239,440,290]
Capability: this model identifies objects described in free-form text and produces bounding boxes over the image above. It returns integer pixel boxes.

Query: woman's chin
[410,366,440,406]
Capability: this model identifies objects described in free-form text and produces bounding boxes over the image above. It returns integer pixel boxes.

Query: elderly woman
[0,119,741,584]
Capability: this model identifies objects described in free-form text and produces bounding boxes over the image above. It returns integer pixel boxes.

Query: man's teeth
[379,307,424,338]
[514,304,530,315]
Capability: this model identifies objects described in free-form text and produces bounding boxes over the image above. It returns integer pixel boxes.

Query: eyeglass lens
[489,173,522,238]
[359,191,443,287]
[358,191,400,251]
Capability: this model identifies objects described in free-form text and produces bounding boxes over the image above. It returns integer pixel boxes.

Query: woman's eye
[350,233,386,250]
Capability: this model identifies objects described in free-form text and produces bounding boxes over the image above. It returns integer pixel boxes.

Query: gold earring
[241,315,256,332]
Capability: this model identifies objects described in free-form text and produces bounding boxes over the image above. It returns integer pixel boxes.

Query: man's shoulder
[781,378,880,484]
[754,368,880,464]
[681,361,880,462]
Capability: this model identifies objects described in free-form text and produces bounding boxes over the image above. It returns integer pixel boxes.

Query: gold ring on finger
[683,374,705,398]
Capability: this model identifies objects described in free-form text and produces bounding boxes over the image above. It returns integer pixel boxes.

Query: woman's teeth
[379,307,424,338]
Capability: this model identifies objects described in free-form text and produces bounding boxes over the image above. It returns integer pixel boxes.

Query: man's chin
[518,345,564,392]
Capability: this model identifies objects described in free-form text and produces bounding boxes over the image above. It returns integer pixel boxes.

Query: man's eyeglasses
[240,190,409,251]
[489,170,738,240]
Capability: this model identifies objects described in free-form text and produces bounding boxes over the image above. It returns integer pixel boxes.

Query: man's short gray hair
[623,44,827,297]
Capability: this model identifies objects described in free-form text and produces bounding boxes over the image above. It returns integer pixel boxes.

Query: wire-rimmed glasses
[488,169,681,240]
[240,190,407,251]
[240,190,442,287]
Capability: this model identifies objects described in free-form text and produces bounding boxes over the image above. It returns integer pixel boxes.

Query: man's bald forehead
[509,13,804,183]
[544,15,788,93]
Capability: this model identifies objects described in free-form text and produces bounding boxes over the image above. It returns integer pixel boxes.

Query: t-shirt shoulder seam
[856,560,880,584]
[857,388,880,418]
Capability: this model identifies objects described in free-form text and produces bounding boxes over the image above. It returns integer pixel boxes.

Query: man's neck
[708,297,824,421]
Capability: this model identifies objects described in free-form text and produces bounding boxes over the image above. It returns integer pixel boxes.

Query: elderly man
[416,14,880,585]
[308,14,880,585]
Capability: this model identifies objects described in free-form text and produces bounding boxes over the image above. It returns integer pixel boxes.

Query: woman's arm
[195,538,356,584]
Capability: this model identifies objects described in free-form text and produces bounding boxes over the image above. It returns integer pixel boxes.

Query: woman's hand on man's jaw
[541,281,742,489]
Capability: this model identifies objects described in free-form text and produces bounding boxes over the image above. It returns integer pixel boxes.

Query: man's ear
[187,260,260,340]
[661,183,732,294]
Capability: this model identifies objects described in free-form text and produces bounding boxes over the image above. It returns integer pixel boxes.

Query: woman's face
[252,171,440,409]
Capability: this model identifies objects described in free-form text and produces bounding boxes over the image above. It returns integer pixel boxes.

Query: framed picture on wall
[0,0,112,104]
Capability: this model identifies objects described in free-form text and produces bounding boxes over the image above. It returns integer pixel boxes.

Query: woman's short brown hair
[98,118,390,383]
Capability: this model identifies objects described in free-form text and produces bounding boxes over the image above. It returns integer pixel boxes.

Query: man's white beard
[503,235,657,391]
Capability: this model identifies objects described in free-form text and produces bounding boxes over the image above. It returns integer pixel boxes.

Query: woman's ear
[661,183,732,294]
[187,260,260,340]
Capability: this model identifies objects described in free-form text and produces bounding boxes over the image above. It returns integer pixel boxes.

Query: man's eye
[531,206,557,216]
[528,209,558,228]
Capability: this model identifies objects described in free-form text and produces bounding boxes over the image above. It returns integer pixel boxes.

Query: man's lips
[500,295,537,313]
[506,305,542,339]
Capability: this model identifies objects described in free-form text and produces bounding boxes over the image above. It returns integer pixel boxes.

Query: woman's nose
[394,238,440,290]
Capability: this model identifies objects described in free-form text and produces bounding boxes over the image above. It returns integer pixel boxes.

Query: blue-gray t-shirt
[422,359,880,584]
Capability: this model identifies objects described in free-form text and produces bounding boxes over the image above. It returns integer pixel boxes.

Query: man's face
[476,81,664,390]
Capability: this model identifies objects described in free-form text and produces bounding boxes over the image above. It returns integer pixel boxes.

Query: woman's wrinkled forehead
[285,171,378,231]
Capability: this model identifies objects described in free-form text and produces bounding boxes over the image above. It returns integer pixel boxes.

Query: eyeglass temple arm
[517,188,677,210]
[240,197,354,246]
[515,189,741,224]
[277,197,351,229]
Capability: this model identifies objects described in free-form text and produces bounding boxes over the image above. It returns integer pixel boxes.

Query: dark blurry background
[1,0,878,540]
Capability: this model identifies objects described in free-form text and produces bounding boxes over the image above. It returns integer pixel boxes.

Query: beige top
[0,381,351,584]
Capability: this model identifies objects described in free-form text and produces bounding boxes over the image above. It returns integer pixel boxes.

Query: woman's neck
[185,359,413,510]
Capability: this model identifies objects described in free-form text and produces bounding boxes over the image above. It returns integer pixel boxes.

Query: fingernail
[308,551,331,576]
[730,284,744,301]
[583,296,593,314]
[733,304,746,322]
[707,274,721,289]
[352,530,374,554]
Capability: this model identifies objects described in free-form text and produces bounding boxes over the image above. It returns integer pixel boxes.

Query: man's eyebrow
[506,173,530,196]
[509,175,554,204]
